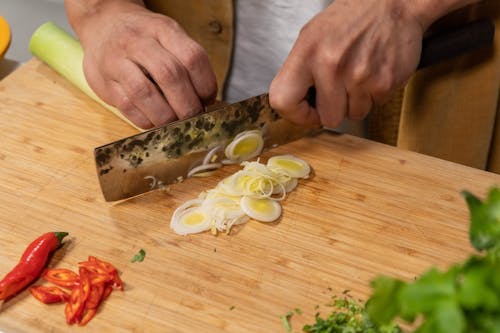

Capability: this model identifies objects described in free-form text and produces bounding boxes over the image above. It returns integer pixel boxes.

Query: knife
[95,19,494,201]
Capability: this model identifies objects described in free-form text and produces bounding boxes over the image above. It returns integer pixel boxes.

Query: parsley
[302,294,401,333]
[366,187,500,332]
[130,248,146,263]
[297,187,500,333]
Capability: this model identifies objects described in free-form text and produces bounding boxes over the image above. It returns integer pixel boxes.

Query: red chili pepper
[43,268,80,288]
[30,285,70,304]
[0,232,68,301]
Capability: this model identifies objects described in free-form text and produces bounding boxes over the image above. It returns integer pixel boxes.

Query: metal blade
[94,93,318,201]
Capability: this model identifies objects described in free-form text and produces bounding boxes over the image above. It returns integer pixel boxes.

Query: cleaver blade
[94,93,319,201]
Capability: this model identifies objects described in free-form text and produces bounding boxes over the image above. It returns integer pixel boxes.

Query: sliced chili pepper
[78,308,97,326]
[78,263,112,284]
[32,255,122,326]
[94,257,123,290]
[85,282,105,309]
[30,285,70,304]
[65,286,83,324]
[43,268,79,288]
[79,257,123,290]
[102,284,113,300]
[0,232,68,301]
[78,267,91,306]
[65,268,91,324]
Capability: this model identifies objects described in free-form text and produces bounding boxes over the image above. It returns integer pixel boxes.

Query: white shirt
[224,0,332,102]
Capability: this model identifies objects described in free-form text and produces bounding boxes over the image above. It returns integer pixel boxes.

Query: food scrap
[31,256,123,326]
[280,310,294,332]
[170,154,311,235]
[0,232,68,301]
[130,249,146,263]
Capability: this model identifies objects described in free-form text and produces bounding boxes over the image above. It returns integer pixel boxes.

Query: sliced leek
[224,130,264,162]
[170,154,311,235]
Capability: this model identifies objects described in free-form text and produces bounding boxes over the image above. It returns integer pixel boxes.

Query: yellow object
[0,16,11,59]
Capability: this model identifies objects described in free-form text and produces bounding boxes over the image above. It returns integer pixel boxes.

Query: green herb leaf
[131,248,146,263]
[366,276,404,325]
[397,267,458,321]
[462,188,500,252]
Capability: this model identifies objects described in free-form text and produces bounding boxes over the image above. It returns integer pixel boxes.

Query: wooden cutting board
[0,59,499,332]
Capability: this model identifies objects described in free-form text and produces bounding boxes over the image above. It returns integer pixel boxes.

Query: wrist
[407,0,482,30]
[65,0,145,42]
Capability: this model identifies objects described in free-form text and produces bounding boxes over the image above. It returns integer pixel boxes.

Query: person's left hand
[268,0,427,129]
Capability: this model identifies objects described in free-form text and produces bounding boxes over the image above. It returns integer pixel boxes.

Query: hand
[269,0,427,129]
[66,1,217,129]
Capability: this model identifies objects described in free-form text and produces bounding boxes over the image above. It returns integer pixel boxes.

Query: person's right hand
[66,0,217,129]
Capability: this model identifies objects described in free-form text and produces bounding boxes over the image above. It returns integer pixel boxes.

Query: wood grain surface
[0,59,499,332]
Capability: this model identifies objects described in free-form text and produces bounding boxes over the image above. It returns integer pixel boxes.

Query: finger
[112,59,177,127]
[269,59,320,127]
[362,61,395,106]
[346,90,373,121]
[82,59,154,129]
[132,39,204,120]
[157,32,218,105]
[313,69,347,129]
[107,80,155,129]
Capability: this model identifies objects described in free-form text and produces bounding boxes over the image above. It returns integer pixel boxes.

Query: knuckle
[318,50,343,71]
[269,89,290,112]
[155,62,185,87]
[372,75,394,97]
[182,42,208,71]
[201,78,218,100]
[123,78,154,102]
[114,94,134,112]
[351,63,371,85]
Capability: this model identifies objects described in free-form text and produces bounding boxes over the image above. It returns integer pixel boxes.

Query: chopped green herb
[131,248,146,263]
[280,311,293,332]
[294,308,303,315]
[302,293,402,333]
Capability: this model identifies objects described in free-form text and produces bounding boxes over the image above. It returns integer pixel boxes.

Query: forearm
[410,0,483,30]
[64,0,145,41]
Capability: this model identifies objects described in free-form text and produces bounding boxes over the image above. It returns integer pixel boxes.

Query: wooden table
[0,59,499,332]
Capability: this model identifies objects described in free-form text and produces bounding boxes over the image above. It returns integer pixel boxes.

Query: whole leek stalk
[29,21,141,131]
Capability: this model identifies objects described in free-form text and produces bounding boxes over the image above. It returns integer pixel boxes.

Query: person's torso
[144,0,331,102]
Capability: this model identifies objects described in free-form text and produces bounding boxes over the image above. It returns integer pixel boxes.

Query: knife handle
[306,18,495,107]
